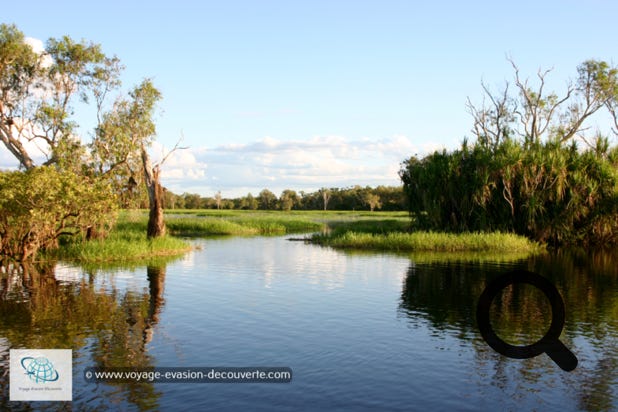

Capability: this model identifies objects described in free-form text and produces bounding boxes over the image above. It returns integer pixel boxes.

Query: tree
[319,188,331,211]
[364,192,382,212]
[401,59,618,245]
[245,193,258,210]
[0,24,122,259]
[0,24,121,171]
[279,189,298,211]
[0,167,116,260]
[257,189,277,210]
[181,193,202,209]
[468,58,618,148]
[214,191,222,210]
[93,79,167,237]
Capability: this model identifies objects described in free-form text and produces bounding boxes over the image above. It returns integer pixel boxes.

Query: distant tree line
[159,185,406,211]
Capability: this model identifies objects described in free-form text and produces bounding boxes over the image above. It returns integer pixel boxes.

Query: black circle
[476,269,565,359]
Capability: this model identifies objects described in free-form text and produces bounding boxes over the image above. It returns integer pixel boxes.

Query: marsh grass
[313,230,542,253]
[52,209,541,262]
[51,213,191,263]
[166,214,324,236]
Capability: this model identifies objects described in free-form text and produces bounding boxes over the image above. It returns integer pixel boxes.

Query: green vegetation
[0,23,170,262]
[164,185,406,212]
[165,209,411,236]
[0,167,117,260]
[313,224,541,253]
[166,216,322,236]
[401,59,618,246]
[48,214,190,263]
[3,24,615,263]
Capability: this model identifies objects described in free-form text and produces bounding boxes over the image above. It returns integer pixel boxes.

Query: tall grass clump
[313,230,542,253]
[166,215,323,236]
[51,213,190,263]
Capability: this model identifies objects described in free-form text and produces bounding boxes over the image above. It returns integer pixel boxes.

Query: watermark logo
[10,349,72,401]
[21,356,60,383]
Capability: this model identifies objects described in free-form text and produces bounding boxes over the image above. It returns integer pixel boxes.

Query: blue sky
[4,0,617,197]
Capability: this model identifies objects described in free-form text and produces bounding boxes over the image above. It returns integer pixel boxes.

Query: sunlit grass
[166,215,324,236]
[50,213,191,263]
[51,209,542,261]
[312,230,542,253]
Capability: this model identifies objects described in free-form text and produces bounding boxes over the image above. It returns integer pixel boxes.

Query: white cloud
[171,134,440,197]
[149,141,207,183]
[24,37,44,53]
[0,133,442,198]
[24,37,53,68]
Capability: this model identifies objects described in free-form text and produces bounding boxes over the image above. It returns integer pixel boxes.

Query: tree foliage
[0,24,169,259]
[0,167,116,261]
[0,23,122,171]
[401,60,618,245]
[167,186,405,211]
[257,189,278,210]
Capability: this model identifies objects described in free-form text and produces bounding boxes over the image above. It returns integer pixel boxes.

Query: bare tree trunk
[322,189,331,211]
[0,121,35,169]
[141,145,166,238]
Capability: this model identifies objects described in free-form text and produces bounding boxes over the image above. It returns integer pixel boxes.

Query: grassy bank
[50,215,191,263]
[312,220,542,253]
[168,209,540,253]
[51,209,542,262]
[165,213,325,236]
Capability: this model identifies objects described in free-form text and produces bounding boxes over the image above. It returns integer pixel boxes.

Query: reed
[50,214,190,263]
[312,230,542,253]
[166,215,323,236]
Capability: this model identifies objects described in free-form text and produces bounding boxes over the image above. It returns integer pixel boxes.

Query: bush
[0,167,117,260]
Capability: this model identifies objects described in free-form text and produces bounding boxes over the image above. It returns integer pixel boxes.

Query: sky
[4,0,617,197]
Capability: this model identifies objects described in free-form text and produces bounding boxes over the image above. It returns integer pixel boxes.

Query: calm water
[1,236,617,411]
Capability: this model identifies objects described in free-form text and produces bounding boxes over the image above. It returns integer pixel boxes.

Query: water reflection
[398,250,618,411]
[0,241,616,411]
[0,260,172,411]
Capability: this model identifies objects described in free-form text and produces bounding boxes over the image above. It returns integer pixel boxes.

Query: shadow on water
[398,249,618,411]
[0,242,616,411]
[0,259,172,411]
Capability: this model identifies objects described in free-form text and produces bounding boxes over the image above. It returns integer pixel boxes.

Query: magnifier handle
[546,340,578,372]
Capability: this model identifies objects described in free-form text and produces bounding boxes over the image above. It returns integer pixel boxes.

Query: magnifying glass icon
[476,269,578,372]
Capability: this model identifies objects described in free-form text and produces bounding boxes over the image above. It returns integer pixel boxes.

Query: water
[1,236,617,411]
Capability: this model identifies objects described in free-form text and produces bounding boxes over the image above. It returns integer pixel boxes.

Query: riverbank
[49,214,191,263]
[50,210,542,262]
[311,220,542,253]
[165,211,324,236]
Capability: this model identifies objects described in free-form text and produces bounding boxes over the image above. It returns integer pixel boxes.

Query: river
[1,236,616,411]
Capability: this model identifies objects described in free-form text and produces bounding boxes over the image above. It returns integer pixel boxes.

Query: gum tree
[92,79,168,237]
[0,23,121,171]
[0,24,122,259]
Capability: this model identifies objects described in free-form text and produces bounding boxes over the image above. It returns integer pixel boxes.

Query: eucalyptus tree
[258,188,278,210]
[92,79,168,237]
[279,189,298,211]
[0,24,173,260]
[364,192,382,212]
[0,24,121,258]
[0,23,121,171]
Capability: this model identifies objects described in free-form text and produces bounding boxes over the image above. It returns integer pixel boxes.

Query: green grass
[51,209,542,262]
[312,230,542,253]
[166,213,324,236]
[50,214,191,263]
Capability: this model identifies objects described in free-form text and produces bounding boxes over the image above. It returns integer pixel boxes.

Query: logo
[21,356,60,383]
[10,349,72,401]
